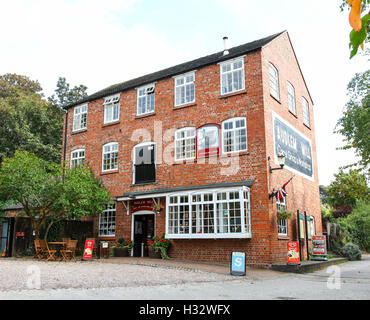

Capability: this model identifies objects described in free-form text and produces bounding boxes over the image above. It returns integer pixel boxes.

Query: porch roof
[116,180,254,201]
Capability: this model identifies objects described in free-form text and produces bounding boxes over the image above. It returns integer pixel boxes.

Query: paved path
[0,255,369,300]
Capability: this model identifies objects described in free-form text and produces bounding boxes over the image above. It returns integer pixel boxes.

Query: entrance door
[133,214,155,257]
[0,218,14,257]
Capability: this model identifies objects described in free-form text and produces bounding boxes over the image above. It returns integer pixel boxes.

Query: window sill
[288,110,297,118]
[278,235,289,240]
[135,112,156,119]
[103,120,120,127]
[270,94,281,104]
[303,123,311,130]
[219,89,247,99]
[166,233,252,239]
[71,128,87,135]
[173,102,197,110]
[172,151,248,165]
[130,182,158,187]
[100,170,119,175]
[99,236,116,240]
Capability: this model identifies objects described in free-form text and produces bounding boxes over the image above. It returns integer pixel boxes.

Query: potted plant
[153,204,164,215]
[147,234,171,259]
[112,237,134,257]
[277,208,293,220]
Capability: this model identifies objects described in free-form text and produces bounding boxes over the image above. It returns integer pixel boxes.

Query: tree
[0,151,111,240]
[326,169,369,217]
[335,70,370,174]
[0,73,64,164]
[340,0,370,59]
[48,77,88,108]
[0,74,88,164]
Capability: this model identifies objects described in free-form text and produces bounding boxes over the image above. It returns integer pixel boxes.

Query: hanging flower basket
[154,204,164,214]
[277,208,293,220]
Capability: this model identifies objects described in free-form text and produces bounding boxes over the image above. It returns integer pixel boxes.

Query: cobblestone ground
[0,258,235,292]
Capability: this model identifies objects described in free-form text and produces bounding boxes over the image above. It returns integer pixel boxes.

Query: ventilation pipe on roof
[223,36,229,55]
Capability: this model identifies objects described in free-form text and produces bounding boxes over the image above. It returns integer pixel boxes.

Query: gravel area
[0,259,235,292]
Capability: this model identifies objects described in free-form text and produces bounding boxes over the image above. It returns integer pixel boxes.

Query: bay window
[166,186,251,239]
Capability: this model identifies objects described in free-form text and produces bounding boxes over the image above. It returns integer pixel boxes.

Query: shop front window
[166,186,251,239]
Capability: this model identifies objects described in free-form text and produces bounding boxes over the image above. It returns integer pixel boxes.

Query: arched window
[269,63,280,100]
[302,97,310,127]
[133,142,156,184]
[102,142,118,172]
[222,117,247,154]
[287,81,296,114]
[70,149,85,168]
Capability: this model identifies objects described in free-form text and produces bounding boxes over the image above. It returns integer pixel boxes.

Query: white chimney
[223,36,229,55]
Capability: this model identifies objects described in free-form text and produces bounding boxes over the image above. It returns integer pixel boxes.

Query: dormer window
[104,94,120,124]
[137,84,155,116]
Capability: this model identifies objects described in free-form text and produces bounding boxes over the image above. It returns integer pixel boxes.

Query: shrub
[337,200,370,252]
[340,243,362,261]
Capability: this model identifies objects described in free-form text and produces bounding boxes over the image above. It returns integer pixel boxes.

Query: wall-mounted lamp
[269,154,286,173]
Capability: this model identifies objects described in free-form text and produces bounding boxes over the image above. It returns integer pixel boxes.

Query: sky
[0,0,367,186]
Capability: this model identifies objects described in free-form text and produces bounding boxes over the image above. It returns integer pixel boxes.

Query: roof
[64,31,286,109]
[116,180,254,200]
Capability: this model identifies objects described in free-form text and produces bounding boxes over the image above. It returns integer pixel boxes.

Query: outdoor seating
[60,240,78,262]
[39,239,57,261]
[34,240,45,260]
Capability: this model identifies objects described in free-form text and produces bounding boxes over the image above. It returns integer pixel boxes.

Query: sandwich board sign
[82,239,94,261]
[230,252,246,276]
[287,241,300,265]
[311,235,328,261]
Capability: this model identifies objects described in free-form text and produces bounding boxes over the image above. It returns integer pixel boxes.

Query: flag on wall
[269,175,295,201]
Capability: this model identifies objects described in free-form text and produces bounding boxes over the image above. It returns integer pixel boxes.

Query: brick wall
[63,32,322,265]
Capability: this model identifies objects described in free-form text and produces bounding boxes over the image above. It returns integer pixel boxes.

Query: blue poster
[273,113,313,179]
[231,252,246,276]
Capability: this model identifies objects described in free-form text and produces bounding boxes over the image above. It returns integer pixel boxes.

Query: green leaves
[349,13,370,58]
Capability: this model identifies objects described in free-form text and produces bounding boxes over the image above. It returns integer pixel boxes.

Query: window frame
[175,127,196,161]
[269,63,280,101]
[174,71,195,107]
[70,149,85,169]
[104,94,120,124]
[165,186,251,239]
[98,202,116,237]
[219,57,245,95]
[102,142,119,172]
[132,142,156,185]
[277,197,288,236]
[287,81,296,115]
[302,97,310,127]
[137,83,155,116]
[221,117,248,154]
[72,104,88,132]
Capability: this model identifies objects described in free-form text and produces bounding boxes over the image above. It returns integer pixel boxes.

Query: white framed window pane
[302,97,310,127]
[220,58,244,95]
[102,143,118,171]
[73,105,88,131]
[222,118,247,153]
[99,202,116,236]
[287,82,296,114]
[175,73,195,106]
[137,85,155,115]
[71,149,85,168]
[269,64,279,100]
[166,188,251,238]
[175,128,196,160]
[277,198,287,235]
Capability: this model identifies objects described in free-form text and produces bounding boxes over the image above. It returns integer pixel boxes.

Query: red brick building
[62,31,322,266]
